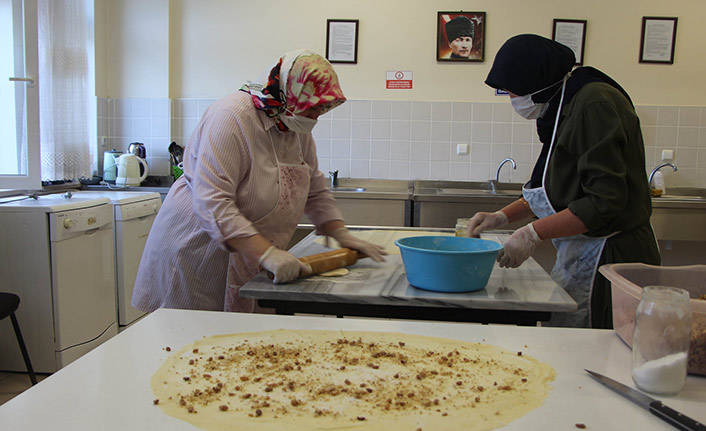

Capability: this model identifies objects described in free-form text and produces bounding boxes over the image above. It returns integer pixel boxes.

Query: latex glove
[258,246,312,284]
[330,227,387,262]
[466,211,508,238]
[497,223,542,268]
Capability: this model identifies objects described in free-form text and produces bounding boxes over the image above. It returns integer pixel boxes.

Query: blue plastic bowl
[394,236,503,293]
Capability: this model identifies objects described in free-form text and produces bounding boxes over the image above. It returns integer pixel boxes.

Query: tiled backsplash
[98,97,706,188]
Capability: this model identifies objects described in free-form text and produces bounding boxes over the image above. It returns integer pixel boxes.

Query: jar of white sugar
[631,286,692,395]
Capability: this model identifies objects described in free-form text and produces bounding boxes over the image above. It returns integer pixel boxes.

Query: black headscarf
[485,34,633,187]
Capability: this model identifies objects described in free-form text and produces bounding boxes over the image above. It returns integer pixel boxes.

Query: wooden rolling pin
[299,248,362,277]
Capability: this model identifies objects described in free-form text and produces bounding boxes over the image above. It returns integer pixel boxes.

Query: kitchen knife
[585,369,706,431]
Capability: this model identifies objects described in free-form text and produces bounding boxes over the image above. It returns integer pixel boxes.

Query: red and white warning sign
[386,70,413,89]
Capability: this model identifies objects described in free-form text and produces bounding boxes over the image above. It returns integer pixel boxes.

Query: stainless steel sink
[331,187,366,192]
[657,195,705,201]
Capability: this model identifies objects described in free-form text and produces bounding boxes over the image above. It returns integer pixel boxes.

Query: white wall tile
[675,147,698,168]
[370,140,390,159]
[331,139,351,158]
[472,103,493,122]
[315,138,331,158]
[370,160,390,178]
[410,141,431,161]
[430,142,451,161]
[351,119,371,139]
[655,126,678,148]
[470,142,491,163]
[371,120,391,140]
[492,123,512,144]
[512,123,534,143]
[390,140,410,160]
[429,161,450,180]
[678,107,700,126]
[389,160,410,179]
[351,100,372,119]
[449,162,470,180]
[151,99,170,118]
[132,99,150,118]
[331,101,352,118]
[331,119,352,139]
[410,161,430,179]
[492,103,513,122]
[450,122,471,142]
[350,159,370,178]
[658,106,679,126]
[431,121,452,141]
[452,102,472,122]
[151,118,169,138]
[490,143,513,165]
[312,118,332,139]
[390,120,411,140]
[411,102,431,120]
[410,121,431,141]
[390,101,411,120]
[677,127,699,148]
[114,99,132,118]
[471,122,492,143]
[371,100,391,119]
[179,100,199,118]
[636,106,659,126]
[431,102,452,121]
[351,139,371,159]
[469,163,490,181]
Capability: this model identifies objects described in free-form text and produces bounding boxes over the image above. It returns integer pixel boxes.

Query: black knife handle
[649,401,706,431]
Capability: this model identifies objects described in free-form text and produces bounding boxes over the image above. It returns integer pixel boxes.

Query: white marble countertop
[1,309,704,430]
[240,228,576,323]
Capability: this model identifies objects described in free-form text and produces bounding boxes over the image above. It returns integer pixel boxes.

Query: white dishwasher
[0,193,117,373]
[72,191,161,329]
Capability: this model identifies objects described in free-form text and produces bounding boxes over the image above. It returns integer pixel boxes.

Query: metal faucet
[648,162,677,187]
[490,158,516,194]
[328,170,339,188]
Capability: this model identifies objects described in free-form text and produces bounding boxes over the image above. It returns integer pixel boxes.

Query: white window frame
[1,0,41,191]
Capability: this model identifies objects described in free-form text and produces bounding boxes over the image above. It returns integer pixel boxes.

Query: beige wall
[96,0,706,105]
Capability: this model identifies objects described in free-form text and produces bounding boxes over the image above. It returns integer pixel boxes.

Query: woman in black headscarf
[467,34,660,328]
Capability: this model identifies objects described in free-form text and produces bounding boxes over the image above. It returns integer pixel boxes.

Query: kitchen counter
[1,308,703,430]
[240,227,577,325]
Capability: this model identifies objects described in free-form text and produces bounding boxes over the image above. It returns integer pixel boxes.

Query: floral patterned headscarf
[241,49,346,131]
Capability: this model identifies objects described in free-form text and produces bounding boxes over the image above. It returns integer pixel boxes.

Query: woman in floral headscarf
[132,50,386,313]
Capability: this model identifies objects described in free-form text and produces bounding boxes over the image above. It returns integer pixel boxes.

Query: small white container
[455,218,470,237]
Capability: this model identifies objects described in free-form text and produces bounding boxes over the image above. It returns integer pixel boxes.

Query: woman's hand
[330,228,387,262]
[258,246,312,284]
[497,223,542,268]
[466,211,509,238]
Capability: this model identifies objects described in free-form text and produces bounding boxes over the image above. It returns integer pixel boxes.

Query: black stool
[0,293,37,385]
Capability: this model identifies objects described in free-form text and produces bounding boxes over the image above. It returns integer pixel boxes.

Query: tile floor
[0,371,49,406]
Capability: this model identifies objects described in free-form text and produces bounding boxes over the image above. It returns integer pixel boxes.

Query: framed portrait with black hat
[437,12,485,62]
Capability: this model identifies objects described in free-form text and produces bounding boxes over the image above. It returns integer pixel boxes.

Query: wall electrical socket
[661,149,674,161]
[456,143,469,155]
[101,136,108,147]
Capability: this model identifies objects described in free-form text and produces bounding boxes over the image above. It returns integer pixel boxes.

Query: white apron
[522,76,610,328]
[225,130,310,312]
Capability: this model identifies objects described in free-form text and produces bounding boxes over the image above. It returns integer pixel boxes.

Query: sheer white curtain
[38,0,94,181]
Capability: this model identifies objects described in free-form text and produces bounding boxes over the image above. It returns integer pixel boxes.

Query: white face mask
[509,76,567,120]
[510,95,549,120]
[278,111,318,134]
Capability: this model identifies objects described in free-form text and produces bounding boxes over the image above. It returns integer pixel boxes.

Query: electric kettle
[115,154,149,186]
[102,149,122,183]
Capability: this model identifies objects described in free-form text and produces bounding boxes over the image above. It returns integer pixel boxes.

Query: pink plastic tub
[598,263,706,375]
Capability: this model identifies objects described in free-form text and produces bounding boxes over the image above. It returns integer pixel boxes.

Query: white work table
[1,308,704,430]
[240,227,577,325]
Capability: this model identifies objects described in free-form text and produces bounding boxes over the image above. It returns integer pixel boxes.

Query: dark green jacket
[545,82,660,327]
